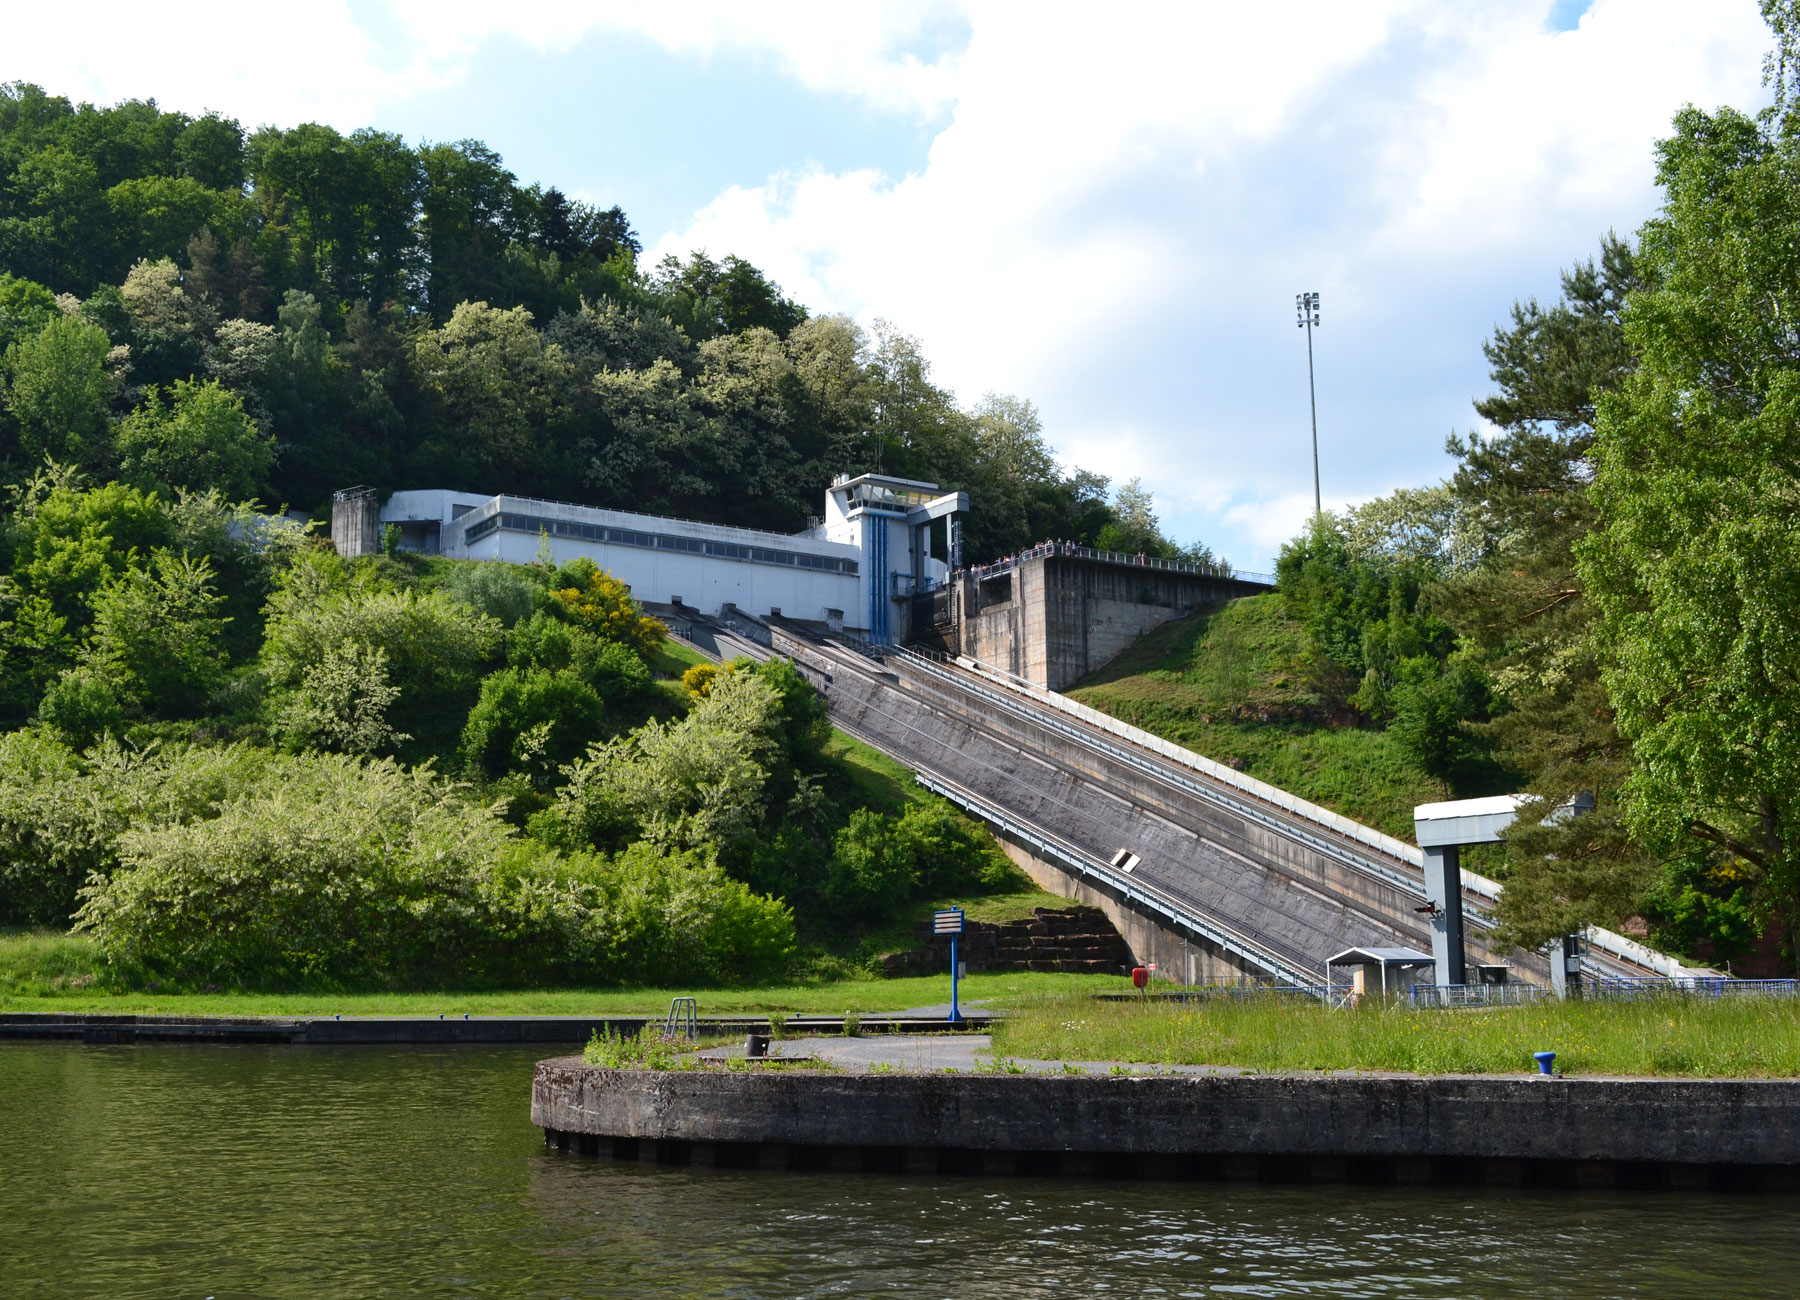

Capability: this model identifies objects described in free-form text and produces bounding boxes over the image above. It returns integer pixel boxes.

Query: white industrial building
[333,474,967,644]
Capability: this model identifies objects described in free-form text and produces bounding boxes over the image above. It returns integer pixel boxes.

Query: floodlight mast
[1296,292,1321,519]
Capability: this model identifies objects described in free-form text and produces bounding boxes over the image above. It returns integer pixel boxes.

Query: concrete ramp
[768,626,1689,987]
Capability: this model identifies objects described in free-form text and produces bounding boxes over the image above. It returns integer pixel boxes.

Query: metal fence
[1581,976,1800,1001]
[1408,977,1799,1008]
[1408,983,1553,1009]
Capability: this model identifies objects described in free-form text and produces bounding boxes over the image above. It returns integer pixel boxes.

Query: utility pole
[1295,291,1321,518]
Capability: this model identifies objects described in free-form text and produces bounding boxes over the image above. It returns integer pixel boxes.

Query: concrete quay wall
[534,1060,1800,1189]
[0,1012,986,1046]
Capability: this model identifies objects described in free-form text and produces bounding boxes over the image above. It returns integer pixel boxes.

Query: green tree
[1433,237,1654,951]
[650,251,805,341]
[116,378,273,497]
[0,272,58,351]
[1387,652,1488,796]
[2,314,115,464]
[411,300,573,484]
[35,666,124,749]
[84,549,230,715]
[1582,68,1800,968]
[460,666,605,782]
[7,478,171,645]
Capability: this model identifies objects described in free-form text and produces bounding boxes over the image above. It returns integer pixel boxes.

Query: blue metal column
[949,933,961,1023]
[867,518,889,644]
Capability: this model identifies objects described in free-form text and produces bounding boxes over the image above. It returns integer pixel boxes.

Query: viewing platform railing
[960,539,1274,586]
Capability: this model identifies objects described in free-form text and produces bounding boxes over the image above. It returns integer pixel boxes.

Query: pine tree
[1435,236,1660,950]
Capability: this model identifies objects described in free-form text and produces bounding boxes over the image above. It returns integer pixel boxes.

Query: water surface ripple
[2,1043,1796,1297]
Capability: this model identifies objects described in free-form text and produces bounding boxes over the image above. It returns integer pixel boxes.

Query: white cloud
[644,0,1770,566]
[4,2,402,127]
[1222,492,1326,569]
[4,1,965,128]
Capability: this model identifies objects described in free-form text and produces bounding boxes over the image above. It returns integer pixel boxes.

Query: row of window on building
[462,511,860,576]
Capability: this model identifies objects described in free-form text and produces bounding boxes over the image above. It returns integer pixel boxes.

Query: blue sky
[8,0,1774,569]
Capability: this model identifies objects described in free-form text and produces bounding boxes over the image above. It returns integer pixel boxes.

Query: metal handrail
[890,646,1447,916]
[958,539,1273,586]
[911,648,1697,980]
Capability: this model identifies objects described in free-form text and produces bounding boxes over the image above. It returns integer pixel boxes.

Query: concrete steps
[881,906,1135,977]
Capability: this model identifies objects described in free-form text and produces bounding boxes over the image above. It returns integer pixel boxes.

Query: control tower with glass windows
[813,473,967,644]
[342,473,966,645]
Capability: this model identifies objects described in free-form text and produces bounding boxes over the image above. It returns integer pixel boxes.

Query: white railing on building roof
[961,539,1274,586]
[480,492,852,549]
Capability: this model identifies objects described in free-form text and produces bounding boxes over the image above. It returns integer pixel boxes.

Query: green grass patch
[1068,595,1447,842]
[0,923,1128,1015]
[0,928,109,997]
[819,730,928,814]
[992,993,1800,1077]
[647,636,711,677]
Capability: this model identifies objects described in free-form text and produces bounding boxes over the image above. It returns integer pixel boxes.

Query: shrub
[84,549,230,715]
[825,808,919,924]
[507,611,651,699]
[546,557,664,658]
[820,798,1015,926]
[263,577,502,735]
[76,754,520,986]
[460,666,605,781]
[533,667,785,854]
[0,735,279,926]
[71,750,795,988]
[444,561,540,628]
[271,641,408,754]
[36,668,124,748]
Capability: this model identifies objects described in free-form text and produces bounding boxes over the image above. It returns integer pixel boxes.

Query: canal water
[3,1043,1797,1298]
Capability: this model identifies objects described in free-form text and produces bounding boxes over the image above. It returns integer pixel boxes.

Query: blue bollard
[1533,1051,1556,1076]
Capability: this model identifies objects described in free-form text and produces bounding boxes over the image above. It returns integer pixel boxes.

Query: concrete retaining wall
[534,1060,1800,1189]
[948,554,1269,690]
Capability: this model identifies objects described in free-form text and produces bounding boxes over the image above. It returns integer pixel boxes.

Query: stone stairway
[881,906,1135,977]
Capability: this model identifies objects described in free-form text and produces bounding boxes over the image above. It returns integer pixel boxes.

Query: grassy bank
[992,994,1800,1077]
[1067,595,1473,843]
[0,927,1124,1015]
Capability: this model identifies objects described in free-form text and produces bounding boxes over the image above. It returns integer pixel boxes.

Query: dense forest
[1262,8,1800,973]
[0,79,1207,568]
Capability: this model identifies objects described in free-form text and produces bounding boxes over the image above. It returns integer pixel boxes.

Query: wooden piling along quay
[535,1058,1800,1192]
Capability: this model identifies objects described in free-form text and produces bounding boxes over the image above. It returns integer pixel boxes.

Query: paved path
[699,1033,1259,1076]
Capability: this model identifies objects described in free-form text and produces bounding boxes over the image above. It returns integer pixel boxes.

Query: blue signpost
[934,908,966,1023]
